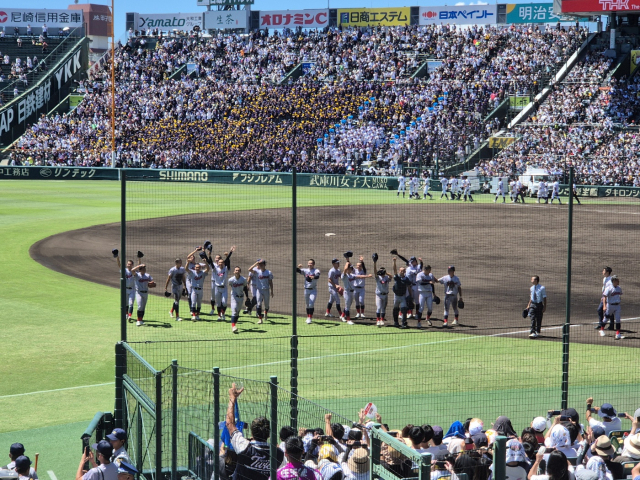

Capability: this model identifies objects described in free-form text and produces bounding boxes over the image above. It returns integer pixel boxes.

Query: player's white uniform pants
[136,291,149,312]
[304,288,317,308]
[463,187,470,197]
[423,184,430,196]
[375,293,388,315]
[551,191,560,201]
[328,286,341,306]
[354,286,365,306]
[538,191,548,202]
[418,291,433,315]
[126,287,135,309]
[190,287,203,312]
[398,183,405,194]
[605,303,621,322]
[496,189,505,200]
[230,293,243,316]
[444,294,459,319]
[409,185,416,196]
[256,287,270,310]
[343,289,354,312]
[171,284,182,302]
[213,285,227,307]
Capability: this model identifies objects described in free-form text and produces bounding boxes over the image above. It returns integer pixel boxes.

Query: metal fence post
[120,170,127,342]
[137,403,143,474]
[171,360,178,480]
[270,376,278,480]
[155,371,163,480]
[291,168,299,430]
[419,453,432,480]
[115,342,126,428]
[213,367,220,480]
[562,166,574,410]
[493,436,507,480]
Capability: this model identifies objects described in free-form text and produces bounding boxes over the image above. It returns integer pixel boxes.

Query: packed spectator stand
[8,23,640,185]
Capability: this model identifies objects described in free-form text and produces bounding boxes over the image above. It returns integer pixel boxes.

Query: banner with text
[0,45,86,145]
[134,13,203,31]
[561,0,639,13]
[338,8,410,26]
[488,136,516,148]
[258,9,329,29]
[204,10,247,29]
[0,8,84,28]
[505,3,565,22]
[419,5,496,24]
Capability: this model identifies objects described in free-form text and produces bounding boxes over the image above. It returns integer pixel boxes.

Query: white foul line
[47,471,58,480]
[0,382,113,399]
[2,317,638,396]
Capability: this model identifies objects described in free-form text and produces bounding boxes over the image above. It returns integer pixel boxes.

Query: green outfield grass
[1,179,638,480]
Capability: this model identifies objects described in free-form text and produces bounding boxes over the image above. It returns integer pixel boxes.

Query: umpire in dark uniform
[527,276,547,339]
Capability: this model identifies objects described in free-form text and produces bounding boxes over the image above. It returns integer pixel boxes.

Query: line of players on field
[115,243,273,333]
[299,251,464,328]
[114,246,465,332]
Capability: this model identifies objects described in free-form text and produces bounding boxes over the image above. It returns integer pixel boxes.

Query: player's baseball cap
[448,265,455,271]
[332,258,339,264]
[14,455,31,471]
[409,256,417,263]
[10,443,25,456]
[92,440,114,458]
[611,275,619,281]
[106,428,127,441]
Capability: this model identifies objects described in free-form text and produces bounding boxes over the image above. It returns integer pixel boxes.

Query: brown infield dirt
[30,201,640,346]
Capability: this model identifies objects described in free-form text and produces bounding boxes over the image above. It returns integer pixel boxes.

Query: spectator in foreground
[278,436,322,480]
[586,400,621,436]
[76,440,117,480]
[106,428,130,464]
[3,444,39,479]
[528,450,574,480]
[226,382,283,480]
[116,461,139,480]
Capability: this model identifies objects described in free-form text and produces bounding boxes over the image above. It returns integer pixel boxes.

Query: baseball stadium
[1,4,640,480]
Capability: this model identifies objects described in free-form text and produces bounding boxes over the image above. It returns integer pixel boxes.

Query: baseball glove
[164,291,171,298]
[372,252,379,262]
[112,248,119,258]
[457,299,465,309]
[390,249,399,255]
[522,308,528,319]
[204,240,213,253]
[137,251,144,258]
[337,286,344,296]
[433,295,441,305]
[344,251,353,258]
[199,251,208,259]
[182,288,188,297]
[148,281,157,288]
[245,297,252,308]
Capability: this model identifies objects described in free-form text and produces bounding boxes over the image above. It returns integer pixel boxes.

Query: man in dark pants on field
[392,257,413,328]
[595,267,612,330]
[527,275,546,338]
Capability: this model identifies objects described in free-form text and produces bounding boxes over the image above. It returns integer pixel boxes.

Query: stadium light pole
[110,0,116,168]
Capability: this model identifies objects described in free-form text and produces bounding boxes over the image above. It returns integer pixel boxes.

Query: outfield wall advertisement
[134,13,203,30]
[0,8,84,28]
[419,6,496,24]
[204,10,247,29]
[338,8,410,26]
[258,9,329,29]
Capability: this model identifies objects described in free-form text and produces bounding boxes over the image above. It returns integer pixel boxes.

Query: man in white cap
[531,417,547,444]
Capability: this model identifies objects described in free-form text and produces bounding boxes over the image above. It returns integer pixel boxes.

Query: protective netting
[120,172,640,445]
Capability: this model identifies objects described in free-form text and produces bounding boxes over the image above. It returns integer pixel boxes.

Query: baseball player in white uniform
[537,180,548,204]
[326,258,344,319]
[462,176,473,202]
[440,176,449,200]
[165,259,187,321]
[187,259,210,321]
[438,266,463,327]
[228,267,247,333]
[550,179,562,204]
[297,259,320,324]
[248,259,273,324]
[397,174,406,198]
[116,253,140,322]
[509,179,517,203]
[416,264,435,327]
[372,255,390,326]
[341,261,372,324]
[185,247,207,313]
[206,246,235,315]
[403,256,421,319]
[572,183,582,205]
[602,275,623,339]
[130,264,156,326]
[409,175,419,199]
[596,266,613,331]
[495,177,506,203]
[422,173,433,199]
[212,259,230,321]
[244,269,258,315]
[353,256,367,318]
